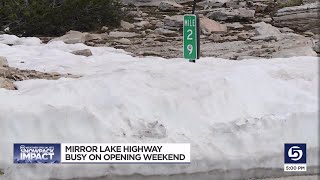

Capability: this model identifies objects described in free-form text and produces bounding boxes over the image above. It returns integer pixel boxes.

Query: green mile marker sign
[183,14,197,60]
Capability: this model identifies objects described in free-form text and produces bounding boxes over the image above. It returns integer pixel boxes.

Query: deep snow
[0,34,318,179]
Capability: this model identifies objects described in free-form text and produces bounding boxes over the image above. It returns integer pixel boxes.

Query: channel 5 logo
[284,143,306,164]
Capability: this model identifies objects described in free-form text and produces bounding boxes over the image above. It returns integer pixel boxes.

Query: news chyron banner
[14,143,190,164]
[14,144,61,164]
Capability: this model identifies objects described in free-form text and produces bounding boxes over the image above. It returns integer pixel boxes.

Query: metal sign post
[183,0,200,63]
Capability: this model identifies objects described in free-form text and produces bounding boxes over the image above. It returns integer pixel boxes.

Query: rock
[201,41,246,58]
[225,22,244,29]
[237,32,249,39]
[251,35,278,41]
[134,17,144,21]
[279,27,294,33]
[139,51,162,57]
[208,34,223,42]
[89,33,106,41]
[0,67,5,77]
[145,29,153,33]
[109,31,140,38]
[4,27,10,33]
[159,1,183,11]
[122,0,162,6]
[50,31,93,44]
[141,13,149,17]
[225,1,246,8]
[272,47,317,58]
[115,38,132,45]
[0,56,8,67]
[122,0,186,7]
[207,8,255,21]
[198,0,231,7]
[101,26,109,32]
[250,22,282,41]
[253,22,281,35]
[121,20,135,30]
[71,49,93,57]
[261,17,272,23]
[303,31,315,37]
[128,10,143,17]
[237,56,263,60]
[156,21,165,28]
[252,2,268,12]
[134,21,151,28]
[302,0,317,4]
[163,15,184,30]
[223,35,238,41]
[0,66,80,90]
[86,42,96,46]
[273,3,320,33]
[200,16,227,34]
[176,0,194,3]
[313,41,320,53]
[0,77,16,90]
[261,43,275,48]
[154,28,178,36]
[150,20,159,25]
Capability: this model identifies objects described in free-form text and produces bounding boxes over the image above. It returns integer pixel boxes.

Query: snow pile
[0,35,318,179]
[0,34,41,46]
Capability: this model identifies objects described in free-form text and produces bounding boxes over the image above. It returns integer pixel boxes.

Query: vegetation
[0,0,124,36]
[276,0,303,8]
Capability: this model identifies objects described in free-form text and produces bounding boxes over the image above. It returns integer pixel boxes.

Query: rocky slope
[44,0,319,59]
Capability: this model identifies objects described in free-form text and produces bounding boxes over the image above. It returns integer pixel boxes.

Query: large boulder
[200,16,227,34]
[50,31,95,44]
[273,3,320,33]
[198,0,231,7]
[122,0,193,6]
[154,28,178,36]
[313,39,320,53]
[207,8,255,21]
[122,0,162,6]
[250,22,282,41]
[163,15,184,30]
[71,49,93,57]
[109,31,140,38]
[302,0,317,4]
[0,77,16,90]
[272,46,317,58]
[0,56,8,67]
[120,20,135,30]
[114,38,132,45]
[134,21,151,28]
[159,1,183,11]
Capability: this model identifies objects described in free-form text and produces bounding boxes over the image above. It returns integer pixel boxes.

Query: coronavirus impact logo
[284,143,307,171]
[14,144,61,164]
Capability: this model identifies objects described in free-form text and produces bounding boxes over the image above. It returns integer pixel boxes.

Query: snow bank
[0,35,318,179]
[0,34,41,46]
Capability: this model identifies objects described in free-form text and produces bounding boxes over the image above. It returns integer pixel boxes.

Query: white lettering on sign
[184,19,196,27]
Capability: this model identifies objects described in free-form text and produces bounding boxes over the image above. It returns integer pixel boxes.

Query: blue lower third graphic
[14,144,61,164]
